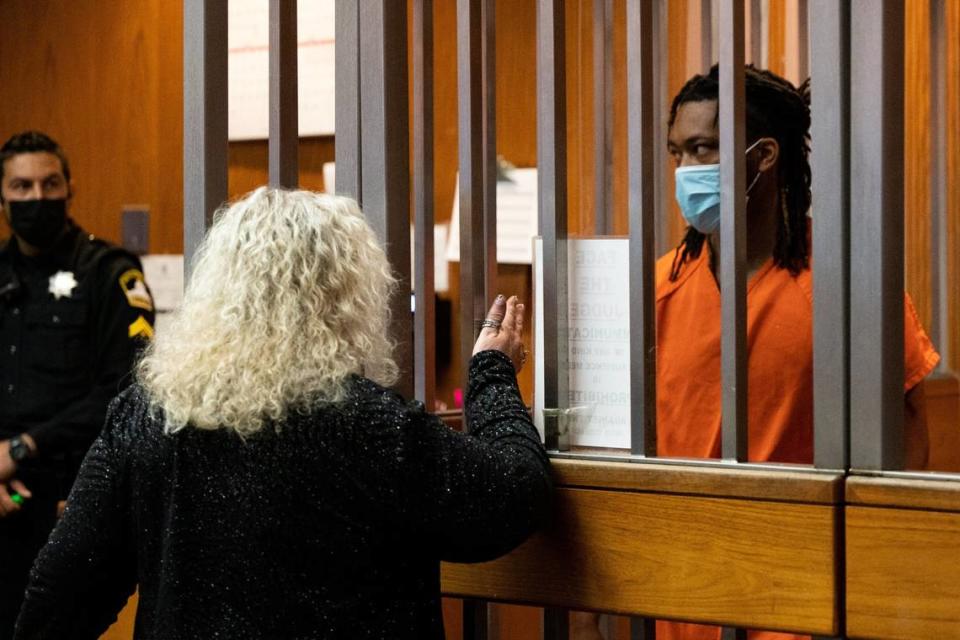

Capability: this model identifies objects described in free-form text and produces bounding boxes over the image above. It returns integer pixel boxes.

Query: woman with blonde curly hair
[15,187,551,639]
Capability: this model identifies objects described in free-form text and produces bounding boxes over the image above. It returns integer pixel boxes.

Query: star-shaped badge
[49,271,78,300]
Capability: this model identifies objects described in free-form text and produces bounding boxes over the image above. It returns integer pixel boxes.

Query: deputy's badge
[119,269,154,311]
[49,271,78,300]
[128,315,154,339]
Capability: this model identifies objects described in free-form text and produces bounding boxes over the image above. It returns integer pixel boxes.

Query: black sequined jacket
[14,350,551,640]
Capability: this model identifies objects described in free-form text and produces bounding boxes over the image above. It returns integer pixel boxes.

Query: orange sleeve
[903,293,940,391]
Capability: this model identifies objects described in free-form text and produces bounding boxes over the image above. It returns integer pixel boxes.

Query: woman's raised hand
[473,295,527,372]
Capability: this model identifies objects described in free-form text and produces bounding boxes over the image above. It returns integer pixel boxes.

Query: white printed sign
[446,168,539,265]
[533,238,632,449]
[229,0,336,140]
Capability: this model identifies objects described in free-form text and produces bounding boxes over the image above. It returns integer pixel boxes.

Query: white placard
[445,168,539,265]
[410,223,450,294]
[141,255,184,312]
[229,0,336,140]
[533,238,632,449]
[322,161,336,194]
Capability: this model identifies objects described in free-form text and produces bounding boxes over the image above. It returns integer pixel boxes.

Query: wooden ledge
[846,475,960,512]
[443,485,839,634]
[551,458,844,505]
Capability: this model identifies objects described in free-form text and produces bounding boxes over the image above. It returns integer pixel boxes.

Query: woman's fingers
[473,294,527,369]
[480,295,506,336]
[500,296,518,333]
[9,479,31,499]
[0,485,18,516]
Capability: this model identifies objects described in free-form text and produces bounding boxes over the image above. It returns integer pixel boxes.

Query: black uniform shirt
[0,220,154,481]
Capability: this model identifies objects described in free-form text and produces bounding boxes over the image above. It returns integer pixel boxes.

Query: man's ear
[756,137,780,173]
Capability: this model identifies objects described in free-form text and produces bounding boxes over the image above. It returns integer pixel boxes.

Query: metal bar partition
[413,0,436,410]
[458,0,494,635]
[930,0,949,368]
[539,0,570,636]
[627,1,657,634]
[719,0,749,462]
[183,0,228,270]
[849,0,906,471]
[268,0,298,188]
[702,0,714,71]
[481,0,497,304]
[593,0,614,236]
[182,1,960,636]
[627,0,657,462]
[810,0,851,470]
[334,0,361,200]
[358,1,413,398]
[538,0,569,456]
[458,0,488,394]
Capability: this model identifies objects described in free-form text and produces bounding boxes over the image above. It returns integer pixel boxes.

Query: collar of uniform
[3,219,84,271]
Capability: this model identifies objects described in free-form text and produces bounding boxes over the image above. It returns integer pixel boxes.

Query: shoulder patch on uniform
[128,315,154,339]
[119,269,154,311]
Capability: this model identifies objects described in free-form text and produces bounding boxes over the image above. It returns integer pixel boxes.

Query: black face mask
[7,199,67,249]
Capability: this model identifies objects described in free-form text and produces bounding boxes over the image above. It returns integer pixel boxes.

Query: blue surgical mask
[674,140,763,234]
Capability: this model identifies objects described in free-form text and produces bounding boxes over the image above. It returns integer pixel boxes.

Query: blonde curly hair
[138,187,398,435]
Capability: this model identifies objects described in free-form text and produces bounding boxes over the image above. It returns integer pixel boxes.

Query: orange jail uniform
[652,247,939,640]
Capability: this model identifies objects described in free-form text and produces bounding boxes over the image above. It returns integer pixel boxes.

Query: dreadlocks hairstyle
[667,64,811,281]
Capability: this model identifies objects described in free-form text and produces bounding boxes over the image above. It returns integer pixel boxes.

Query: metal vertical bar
[850,0,905,471]
[721,629,747,640]
[463,600,489,640]
[627,0,656,458]
[542,608,569,640]
[269,0,298,188]
[750,0,763,65]
[797,0,809,80]
[183,0,228,273]
[630,617,656,639]
[459,0,489,632]
[458,0,487,392]
[359,1,413,399]
[719,0,748,462]
[413,0,436,408]
[593,0,614,235]
[538,0,569,454]
[335,0,362,199]
[930,0,948,366]
[482,0,497,301]
[811,0,850,470]
[653,0,672,258]
[702,0,714,71]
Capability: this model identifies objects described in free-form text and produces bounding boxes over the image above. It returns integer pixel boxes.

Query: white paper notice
[533,238,632,449]
[445,168,539,265]
[229,0,336,140]
[141,255,184,312]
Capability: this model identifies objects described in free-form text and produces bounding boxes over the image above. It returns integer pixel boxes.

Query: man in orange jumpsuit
[572,65,938,640]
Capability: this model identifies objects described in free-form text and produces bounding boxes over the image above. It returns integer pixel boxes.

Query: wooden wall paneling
[904,0,933,331]
[766,0,787,78]
[442,483,840,634]
[927,374,960,471]
[0,0,185,253]
[846,476,960,639]
[948,0,960,373]
[847,505,960,639]
[155,0,185,253]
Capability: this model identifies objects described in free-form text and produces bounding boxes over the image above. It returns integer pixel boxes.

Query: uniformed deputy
[0,131,154,637]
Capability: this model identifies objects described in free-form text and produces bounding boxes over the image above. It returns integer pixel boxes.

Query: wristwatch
[8,436,31,462]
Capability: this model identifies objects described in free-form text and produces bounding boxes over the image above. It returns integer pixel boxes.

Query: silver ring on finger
[481,319,502,330]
